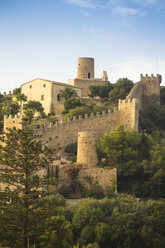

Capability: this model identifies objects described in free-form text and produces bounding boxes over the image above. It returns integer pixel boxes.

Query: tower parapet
[140,74,161,107]
[4,114,22,132]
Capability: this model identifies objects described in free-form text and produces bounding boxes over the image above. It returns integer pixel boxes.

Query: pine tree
[0,128,53,248]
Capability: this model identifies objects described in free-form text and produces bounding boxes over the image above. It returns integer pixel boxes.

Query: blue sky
[0,0,165,93]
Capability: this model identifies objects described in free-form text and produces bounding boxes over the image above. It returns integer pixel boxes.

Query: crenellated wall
[118,98,139,131]
[126,74,161,109]
[3,98,139,153]
[4,114,22,132]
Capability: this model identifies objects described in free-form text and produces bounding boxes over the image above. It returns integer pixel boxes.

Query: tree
[139,104,165,132]
[0,128,53,248]
[160,87,165,105]
[98,126,154,194]
[109,78,134,104]
[142,143,165,198]
[59,87,79,100]
[89,82,113,99]
[40,215,73,248]
[23,100,45,123]
[13,87,27,103]
[64,97,84,112]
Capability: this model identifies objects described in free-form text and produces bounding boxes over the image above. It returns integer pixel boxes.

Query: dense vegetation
[98,126,165,199]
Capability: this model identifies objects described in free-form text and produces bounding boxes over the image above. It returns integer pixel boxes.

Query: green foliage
[98,126,163,197]
[109,78,134,104]
[23,100,45,123]
[13,87,27,102]
[64,97,84,112]
[0,128,53,248]
[89,82,113,99]
[23,100,44,113]
[72,196,165,248]
[59,87,79,100]
[64,142,77,155]
[65,103,111,120]
[59,185,74,198]
[40,215,73,248]
[139,104,165,132]
[142,142,165,198]
[160,87,165,105]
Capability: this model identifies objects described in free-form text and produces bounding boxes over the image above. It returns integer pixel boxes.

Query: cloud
[64,0,94,8]
[132,0,157,7]
[110,56,165,85]
[112,6,140,16]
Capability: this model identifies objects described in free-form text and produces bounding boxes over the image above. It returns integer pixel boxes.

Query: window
[88,73,90,79]
[43,84,46,88]
[57,94,60,101]
[29,85,32,89]
[41,95,44,101]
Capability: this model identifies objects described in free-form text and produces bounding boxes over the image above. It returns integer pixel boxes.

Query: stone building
[21,78,82,115]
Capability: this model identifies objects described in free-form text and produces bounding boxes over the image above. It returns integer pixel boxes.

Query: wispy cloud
[64,0,94,8]
[110,56,165,84]
[132,0,157,7]
[112,6,141,16]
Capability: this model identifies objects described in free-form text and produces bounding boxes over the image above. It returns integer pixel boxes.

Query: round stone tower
[77,57,94,79]
[77,131,99,168]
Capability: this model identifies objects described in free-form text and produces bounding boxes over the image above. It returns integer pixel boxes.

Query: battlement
[2,91,13,97]
[4,114,23,132]
[31,108,117,131]
[4,114,22,120]
[140,74,162,84]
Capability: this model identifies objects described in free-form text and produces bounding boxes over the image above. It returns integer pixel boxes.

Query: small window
[57,94,60,101]
[29,85,32,89]
[88,73,90,79]
[43,84,46,88]
[41,95,44,101]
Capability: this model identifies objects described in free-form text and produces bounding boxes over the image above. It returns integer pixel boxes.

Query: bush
[64,97,84,111]
[59,185,73,198]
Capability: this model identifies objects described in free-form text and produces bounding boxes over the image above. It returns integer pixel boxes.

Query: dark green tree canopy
[64,97,84,111]
[160,87,165,105]
[89,82,113,99]
[108,78,134,104]
[59,87,79,100]
[0,128,53,248]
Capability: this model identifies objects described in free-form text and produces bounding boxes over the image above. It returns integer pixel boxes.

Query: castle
[2,57,162,192]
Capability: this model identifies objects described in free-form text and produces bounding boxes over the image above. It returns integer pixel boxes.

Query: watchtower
[141,74,162,107]
[77,131,99,168]
[77,57,94,79]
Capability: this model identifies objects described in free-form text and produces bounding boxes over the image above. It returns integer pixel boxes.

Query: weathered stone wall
[4,114,22,132]
[4,98,139,153]
[77,131,100,168]
[77,57,94,79]
[141,74,161,107]
[126,82,142,110]
[126,74,162,110]
[32,109,120,153]
[118,98,139,131]
[79,168,117,192]
[58,164,117,191]
[68,78,106,98]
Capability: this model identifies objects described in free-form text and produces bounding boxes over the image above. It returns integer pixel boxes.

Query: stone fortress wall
[126,74,162,109]
[4,98,139,153]
[2,59,162,194]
